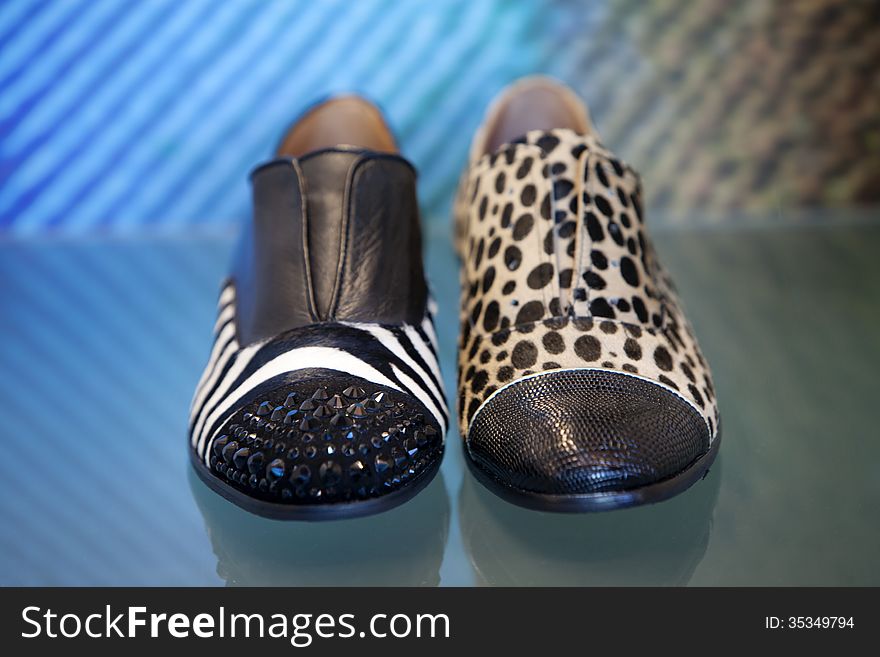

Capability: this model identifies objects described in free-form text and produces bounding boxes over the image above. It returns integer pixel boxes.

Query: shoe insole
[483,79,592,155]
[276,96,397,156]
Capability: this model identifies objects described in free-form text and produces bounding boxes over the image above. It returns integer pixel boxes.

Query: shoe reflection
[189,468,449,586]
[460,456,722,586]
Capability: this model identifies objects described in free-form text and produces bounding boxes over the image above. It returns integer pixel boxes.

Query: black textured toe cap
[196,371,444,517]
[466,369,710,497]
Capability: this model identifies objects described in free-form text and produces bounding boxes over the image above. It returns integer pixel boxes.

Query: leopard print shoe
[454,77,720,511]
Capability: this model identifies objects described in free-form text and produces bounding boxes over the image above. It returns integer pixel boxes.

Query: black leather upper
[233,148,428,345]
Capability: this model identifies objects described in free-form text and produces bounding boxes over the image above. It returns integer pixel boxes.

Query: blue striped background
[0,0,604,235]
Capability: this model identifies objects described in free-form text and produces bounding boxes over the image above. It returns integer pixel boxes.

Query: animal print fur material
[455,128,720,442]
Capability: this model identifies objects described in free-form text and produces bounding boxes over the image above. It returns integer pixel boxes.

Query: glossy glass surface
[1,221,877,585]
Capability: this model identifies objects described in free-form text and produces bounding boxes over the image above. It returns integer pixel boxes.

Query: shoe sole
[190,449,443,521]
[464,435,721,513]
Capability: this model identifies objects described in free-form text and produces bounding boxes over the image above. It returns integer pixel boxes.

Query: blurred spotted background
[577,0,880,215]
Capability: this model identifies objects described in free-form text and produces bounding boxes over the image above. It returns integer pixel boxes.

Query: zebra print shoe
[189,97,447,520]
[454,78,720,512]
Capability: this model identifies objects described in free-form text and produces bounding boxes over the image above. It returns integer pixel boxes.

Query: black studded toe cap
[466,369,710,496]
[203,374,444,505]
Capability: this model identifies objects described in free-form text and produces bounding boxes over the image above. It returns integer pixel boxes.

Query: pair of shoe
[188,77,721,520]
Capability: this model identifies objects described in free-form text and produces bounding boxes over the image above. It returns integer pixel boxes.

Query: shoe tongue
[295,148,417,318]
[297,147,416,203]
[298,147,415,215]
[299,147,363,184]
[471,127,650,325]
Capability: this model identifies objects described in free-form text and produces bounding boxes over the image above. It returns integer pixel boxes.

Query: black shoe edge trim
[463,434,721,513]
[189,448,443,522]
